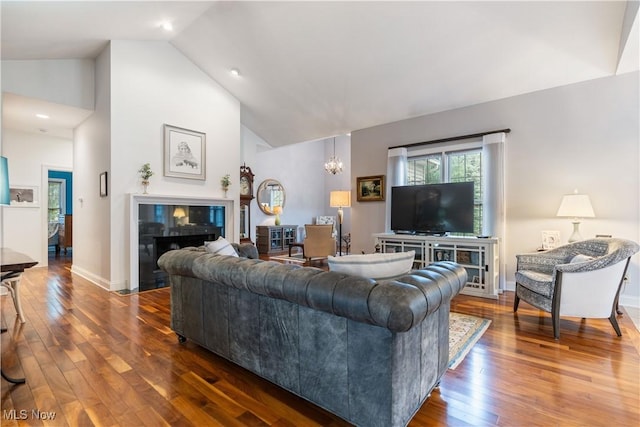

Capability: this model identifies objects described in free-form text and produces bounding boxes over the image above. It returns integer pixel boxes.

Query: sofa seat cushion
[327,251,415,280]
[515,270,553,297]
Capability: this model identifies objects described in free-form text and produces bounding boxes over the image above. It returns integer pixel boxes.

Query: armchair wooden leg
[552,314,560,340]
[513,293,520,312]
[609,314,622,337]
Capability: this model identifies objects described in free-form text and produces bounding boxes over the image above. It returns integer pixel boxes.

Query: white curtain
[386,147,407,232]
[482,132,507,289]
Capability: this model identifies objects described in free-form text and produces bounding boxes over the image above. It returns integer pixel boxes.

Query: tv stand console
[373,233,500,299]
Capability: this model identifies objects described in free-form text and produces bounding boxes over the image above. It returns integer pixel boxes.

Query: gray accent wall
[350,71,640,306]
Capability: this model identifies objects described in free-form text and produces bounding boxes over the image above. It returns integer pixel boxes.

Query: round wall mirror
[257,179,286,215]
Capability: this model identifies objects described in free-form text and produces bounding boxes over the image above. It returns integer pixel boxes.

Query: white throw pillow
[204,236,238,257]
[328,251,415,280]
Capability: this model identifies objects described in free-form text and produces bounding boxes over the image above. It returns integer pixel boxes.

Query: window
[407,148,482,235]
[407,154,442,185]
[48,179,65,223]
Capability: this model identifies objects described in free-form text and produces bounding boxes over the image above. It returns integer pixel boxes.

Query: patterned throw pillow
[316,216,335,225]
[204,236,239,257]
[328,251,415,280]
[315,216,337,237]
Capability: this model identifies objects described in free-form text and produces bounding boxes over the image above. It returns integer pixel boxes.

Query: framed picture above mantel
[356,175,385,202]
[163,124,206,180]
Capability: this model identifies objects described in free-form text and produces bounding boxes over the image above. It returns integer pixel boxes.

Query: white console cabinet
[373,233,500,299]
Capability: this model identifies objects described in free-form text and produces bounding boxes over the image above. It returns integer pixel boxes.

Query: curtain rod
[388,128,511,150]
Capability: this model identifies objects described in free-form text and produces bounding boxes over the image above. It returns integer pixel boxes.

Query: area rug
[448,312,491,370]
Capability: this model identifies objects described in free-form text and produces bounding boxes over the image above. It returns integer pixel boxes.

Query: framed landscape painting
[164,124,206,180]
[357,175,385,202]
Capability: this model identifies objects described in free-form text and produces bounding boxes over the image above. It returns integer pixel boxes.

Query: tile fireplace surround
[128,193,234,291]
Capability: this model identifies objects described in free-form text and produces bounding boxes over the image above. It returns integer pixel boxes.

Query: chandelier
[324,137,343,175]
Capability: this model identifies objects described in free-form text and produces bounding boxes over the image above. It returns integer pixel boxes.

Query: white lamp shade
[330,190,351,208]
[556,194,595,218]
[173,207,186,218]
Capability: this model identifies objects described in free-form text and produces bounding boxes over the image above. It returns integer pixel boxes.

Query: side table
[288,242,305,258]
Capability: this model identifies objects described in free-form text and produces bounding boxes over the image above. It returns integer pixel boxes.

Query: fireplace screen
[138,203,225,291]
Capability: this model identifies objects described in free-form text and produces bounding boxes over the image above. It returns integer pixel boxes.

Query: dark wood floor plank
[2,253,639,427]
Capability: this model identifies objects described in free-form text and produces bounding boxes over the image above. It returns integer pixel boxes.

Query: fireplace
[129,194,234,291]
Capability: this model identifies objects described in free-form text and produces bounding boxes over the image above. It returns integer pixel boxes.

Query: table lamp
[173,207,186,225]
[556,190,595,242]
[330,190,351,255]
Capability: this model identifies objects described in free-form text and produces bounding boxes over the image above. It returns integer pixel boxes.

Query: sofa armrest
[516,251,572,275]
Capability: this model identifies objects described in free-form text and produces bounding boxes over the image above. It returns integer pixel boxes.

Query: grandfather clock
[239,164,255,243]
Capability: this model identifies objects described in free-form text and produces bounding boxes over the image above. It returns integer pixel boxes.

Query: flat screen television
[391,182,475,235]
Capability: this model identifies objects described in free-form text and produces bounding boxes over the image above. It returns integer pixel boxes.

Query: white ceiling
[2,1,638,147]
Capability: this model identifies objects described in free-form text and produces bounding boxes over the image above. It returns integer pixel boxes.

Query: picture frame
[541,230,560,250]
[356,175,385,202]
[434,249,451,261]
[163,124,206,180]
[100,171,108,197]
[9,185,39,207]
[456,250,471,264]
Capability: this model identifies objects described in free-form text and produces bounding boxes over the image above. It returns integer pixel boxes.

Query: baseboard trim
[70,265,110,291]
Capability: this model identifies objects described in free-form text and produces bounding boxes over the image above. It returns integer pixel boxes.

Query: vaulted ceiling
[2,1,638,146]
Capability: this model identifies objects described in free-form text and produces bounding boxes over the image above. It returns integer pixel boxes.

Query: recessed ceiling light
[230,68,240,77]
[35,114,49,119]
[160,21,173,31]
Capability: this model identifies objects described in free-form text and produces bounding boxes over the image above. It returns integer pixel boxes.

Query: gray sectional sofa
[158,244,467,427]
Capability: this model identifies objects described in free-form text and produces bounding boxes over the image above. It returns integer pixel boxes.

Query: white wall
[247,133,351,243]
[2,60,94,110]
[1,128,73,264]
[351,72,640,306]
[4,42,242,292]
[105,40,240,290]
[73,45,112,288]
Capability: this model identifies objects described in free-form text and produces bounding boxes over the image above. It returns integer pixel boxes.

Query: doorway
[47,170,73,260]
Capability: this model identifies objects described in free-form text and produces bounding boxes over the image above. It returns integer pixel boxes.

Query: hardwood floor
[2,254,638,426]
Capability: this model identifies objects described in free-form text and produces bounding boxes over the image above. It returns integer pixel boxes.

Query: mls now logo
[3,410,56,420]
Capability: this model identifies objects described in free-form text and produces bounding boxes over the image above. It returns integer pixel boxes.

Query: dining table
[1,248,38,384]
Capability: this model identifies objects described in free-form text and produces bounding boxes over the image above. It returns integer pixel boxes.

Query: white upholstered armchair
[514,238,639,339]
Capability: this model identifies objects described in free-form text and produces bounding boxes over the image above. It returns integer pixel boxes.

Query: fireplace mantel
[128,193,235,291]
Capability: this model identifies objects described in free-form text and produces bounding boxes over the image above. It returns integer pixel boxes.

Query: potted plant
[138,163,154,194]
[221,174,231,197]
